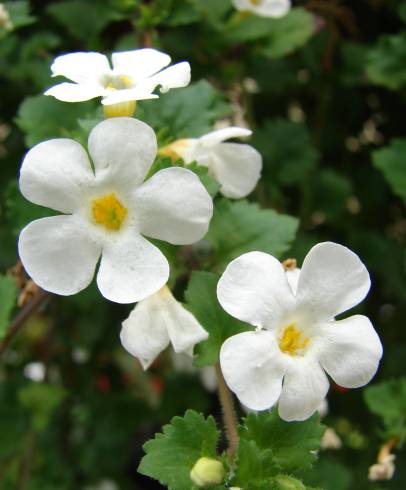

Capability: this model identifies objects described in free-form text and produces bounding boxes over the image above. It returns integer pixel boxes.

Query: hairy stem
[215,363,239,462]
[0,288,48,357]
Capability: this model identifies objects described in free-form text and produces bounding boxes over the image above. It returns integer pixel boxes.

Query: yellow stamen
[250,0,262,5]
[279,324,310,356]
[92,193,127,231]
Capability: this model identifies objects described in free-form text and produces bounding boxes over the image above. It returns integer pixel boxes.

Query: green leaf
[185,271,248,367]
[16,95,98,147]
[187,162,220,198]
[226,8,314,58]
[253,119,319,186]
[364,378,406,441]
[239,411,324,473]
[206,199,298,267]
[366,32,406,90]
[138,409,221,490]
[4,1,36,30]
[138,80,230,139]
[372,139,406,202]
[18,383,67,432]
[233,438,276,489]
[0,274,17,339]
[46,0,123,40]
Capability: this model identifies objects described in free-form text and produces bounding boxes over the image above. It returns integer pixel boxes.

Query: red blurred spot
[150,375,164,395]
[96,374,111,393]
[333,383,349,394]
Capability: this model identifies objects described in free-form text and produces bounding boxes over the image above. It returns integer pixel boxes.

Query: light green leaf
[364,378,406,441]
[185,271,248,367]
[233,438,276,489]
[366,32,406,90]
[138,409,221,490]
[138,80,230,139]
[4,1,36,30]
[206,199,298,267]
[239,411,324,473]
[226,8,314,58]
[0,274,17,339]
[372,139,406,202]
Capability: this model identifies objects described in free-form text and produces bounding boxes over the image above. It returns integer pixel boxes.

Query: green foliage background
[0,0,405,489]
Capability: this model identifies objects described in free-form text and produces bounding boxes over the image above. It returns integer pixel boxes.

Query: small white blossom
[218,242,383,421]
[23,362,46,382]
[120,286,208,369]
[0,3,12,31]
[160,127,262,199]
[368,454,396,481]
[232,0,291,18]
[320,427,342,450]
[44,48,191,107]
[18,118,213,304]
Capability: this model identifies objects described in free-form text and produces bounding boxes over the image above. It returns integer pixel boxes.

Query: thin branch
[0,289,48,357]
[215,363,239,462]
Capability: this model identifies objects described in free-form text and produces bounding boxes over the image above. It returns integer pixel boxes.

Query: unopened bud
[273,475,306,490]
[320,428,342,450]
[368,454,396,481]
[190,457,225,487]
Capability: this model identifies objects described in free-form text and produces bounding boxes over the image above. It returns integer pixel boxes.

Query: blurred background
[0,1,405,489]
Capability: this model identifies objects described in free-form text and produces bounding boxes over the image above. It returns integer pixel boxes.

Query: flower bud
[190,457,225,487]
[273,475,306,490]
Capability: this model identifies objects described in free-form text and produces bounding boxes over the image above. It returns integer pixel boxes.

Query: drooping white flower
[218,242,383,421]
[160,127,262,199]
[120,286,208,369]
[232,0,291,18]
[368,455,396,481]
[18,118,213,304]
[44,48,191,115]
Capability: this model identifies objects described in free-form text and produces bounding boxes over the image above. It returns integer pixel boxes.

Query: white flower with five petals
[218,242,383,421]
[232,0,291,18]
[18,118,213,304]
[160,127,262,199]
[44,49,191,109]
[120,286,208,369]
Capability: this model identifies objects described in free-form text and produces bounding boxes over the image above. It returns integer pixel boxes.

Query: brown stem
[215,363,239,462]
[0,289,48,357]
[378,436,400,463]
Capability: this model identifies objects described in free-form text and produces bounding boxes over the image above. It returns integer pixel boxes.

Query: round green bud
[190,457,225,487]
[273,475,306,490]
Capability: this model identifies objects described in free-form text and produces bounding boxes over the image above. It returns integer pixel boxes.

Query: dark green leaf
[0,274,17,339]
[372,139,406,202]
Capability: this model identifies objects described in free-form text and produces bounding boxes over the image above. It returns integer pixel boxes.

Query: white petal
[232,0,291,18]
[101,89,159,105]
[199,127,252,148]
[18,215,101,296]
[133,167,213,245]
[160,288,209,352]
[120,297,170,370]
[317,315,383,388]
[285,267,301,295]
[217,251,295,329]
[210,142,262,198]
[50,52,110,84]
[44,82,105,102]
[141,62,191,93]
[111,48,171,80]
[220,330,286,411]
[20,139,93,213]
[296,242,371,321]
[96,232,169,304]
[278,356,330,421]
[88,117,157,189]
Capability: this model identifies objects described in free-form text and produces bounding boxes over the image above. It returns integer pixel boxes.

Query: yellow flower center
[92,193,128,231]
[279,324,310,356]
[249,0,262,5]
[158,139,191,161]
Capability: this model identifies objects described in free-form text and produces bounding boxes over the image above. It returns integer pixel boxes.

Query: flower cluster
[18,46,383,425]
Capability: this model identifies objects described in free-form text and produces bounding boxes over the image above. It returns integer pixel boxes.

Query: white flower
[368,454,396,481]
[320,427,342,450]
[232,0,291,18]
[120,286,208,369]
[218,242,383,421]
[44,48,191,108]
[160,127,262,199]
[18,117,213,304]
